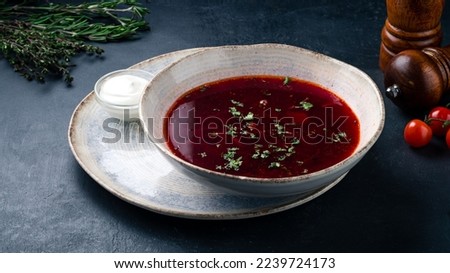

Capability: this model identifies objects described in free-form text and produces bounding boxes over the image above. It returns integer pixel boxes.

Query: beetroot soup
[164,75,360,178]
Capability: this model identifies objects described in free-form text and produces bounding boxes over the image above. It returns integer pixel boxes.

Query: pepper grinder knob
[384,45,450,110]
[379,0,445,71]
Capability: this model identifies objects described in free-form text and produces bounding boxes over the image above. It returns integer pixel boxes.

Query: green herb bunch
[0,0,149,84]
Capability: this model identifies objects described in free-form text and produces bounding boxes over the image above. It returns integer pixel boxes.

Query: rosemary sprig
[0,0,149,84]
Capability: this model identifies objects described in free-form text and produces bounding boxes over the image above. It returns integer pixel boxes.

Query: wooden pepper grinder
[384,45,450,109]
[379,0,445,71]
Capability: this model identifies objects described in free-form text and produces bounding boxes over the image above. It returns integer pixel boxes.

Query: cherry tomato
[427,106,450,137]
[446,129,450,149]
[404,119,432,148]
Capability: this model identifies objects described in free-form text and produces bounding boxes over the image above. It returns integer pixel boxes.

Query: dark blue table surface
[1,0,450,252]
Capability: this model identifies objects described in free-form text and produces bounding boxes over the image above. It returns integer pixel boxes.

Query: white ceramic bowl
[140,44,385,197]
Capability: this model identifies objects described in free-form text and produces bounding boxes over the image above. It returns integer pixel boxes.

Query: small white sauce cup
[94,69,154,121]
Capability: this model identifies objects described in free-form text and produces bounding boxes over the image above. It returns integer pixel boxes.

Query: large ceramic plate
[68,47,345,220]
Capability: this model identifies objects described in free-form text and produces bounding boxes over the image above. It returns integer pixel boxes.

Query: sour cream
[100,74,148,106]
[95,69,153,120]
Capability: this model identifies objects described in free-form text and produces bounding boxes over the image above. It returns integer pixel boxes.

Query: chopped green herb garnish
[252,149,260,159]
[269,162,281,168]
[274,147,287,152]
[329,131,349,143]
[230,100,244,107]
[223,147,239,159]
[225,156,243,171]
[261,150,271,159]
[274,122,285,135]
[242,112,254,121]
[290,137,300,145]
[296,99,314,111]
[198,152,207,158]
[229,107,241,117]
[275,108,282,112]
[221,147,243,171]
[283,76,291,86]
[225,125,237,137]
[287,146,295,153]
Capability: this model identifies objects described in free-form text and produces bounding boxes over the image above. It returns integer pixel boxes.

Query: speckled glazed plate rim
[68,46,344,220]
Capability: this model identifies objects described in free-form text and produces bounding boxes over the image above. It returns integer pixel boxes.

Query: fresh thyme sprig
[0,20,103,83]
[0,0,149,84]
[3,0,149,41]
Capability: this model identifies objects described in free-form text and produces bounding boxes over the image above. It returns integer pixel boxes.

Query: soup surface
[164,75,360,178]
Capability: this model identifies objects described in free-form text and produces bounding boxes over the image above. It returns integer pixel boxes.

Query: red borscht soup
[164,75,360,178]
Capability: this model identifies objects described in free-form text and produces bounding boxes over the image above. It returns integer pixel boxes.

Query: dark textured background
[1,0,450,252]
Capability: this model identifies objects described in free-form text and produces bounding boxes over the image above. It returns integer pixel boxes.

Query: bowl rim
[139,43,385,185]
